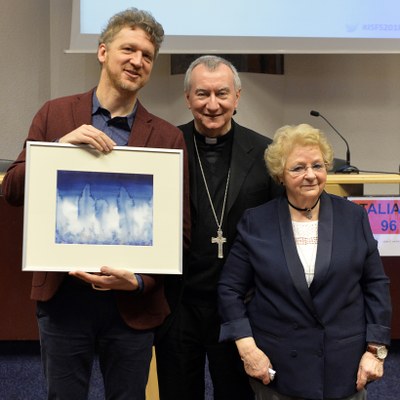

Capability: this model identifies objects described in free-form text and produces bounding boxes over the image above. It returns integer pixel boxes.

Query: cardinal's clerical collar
[193,126,234,145]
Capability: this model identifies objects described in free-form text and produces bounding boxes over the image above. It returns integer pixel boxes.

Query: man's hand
[69,266,139,291]
[356,351,384,390]
[59,124,116,152]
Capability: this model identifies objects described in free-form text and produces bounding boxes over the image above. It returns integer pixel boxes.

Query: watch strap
[367,344,387,360]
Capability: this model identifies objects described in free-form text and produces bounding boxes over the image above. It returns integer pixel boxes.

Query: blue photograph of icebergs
[55,170,153,246]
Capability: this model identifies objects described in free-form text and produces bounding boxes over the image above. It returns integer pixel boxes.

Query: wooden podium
[326,173,400,197]
[326,173,400,338]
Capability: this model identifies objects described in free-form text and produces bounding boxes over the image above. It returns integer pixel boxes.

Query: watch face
[377,346,388,359]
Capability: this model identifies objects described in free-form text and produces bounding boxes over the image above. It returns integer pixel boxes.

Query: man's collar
[92,91,137,132]
[92,91,137,119]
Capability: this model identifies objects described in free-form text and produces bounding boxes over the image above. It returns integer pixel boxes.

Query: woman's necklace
[193,134,231,259]
[287,196,320,220]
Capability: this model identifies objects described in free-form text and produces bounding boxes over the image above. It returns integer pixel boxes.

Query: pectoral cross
[211,228,227,259]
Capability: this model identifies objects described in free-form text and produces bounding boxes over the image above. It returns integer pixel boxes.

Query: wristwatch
[367,344,388,360]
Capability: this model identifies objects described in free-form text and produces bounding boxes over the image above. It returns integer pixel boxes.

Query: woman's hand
[69,266,139,291]
[356,351,384,390]
[235,337,274,385]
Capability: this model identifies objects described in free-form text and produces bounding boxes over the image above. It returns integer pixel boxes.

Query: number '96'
[381,220,398,231]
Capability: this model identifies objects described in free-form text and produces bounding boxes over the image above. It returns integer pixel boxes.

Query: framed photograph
[23,141,183,274]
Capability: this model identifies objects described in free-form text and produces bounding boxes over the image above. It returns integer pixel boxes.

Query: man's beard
[106,65,146,93]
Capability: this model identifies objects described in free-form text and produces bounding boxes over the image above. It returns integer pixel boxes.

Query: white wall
[0,0,50,161]
[283,54,400,194]
[1,0,399,194]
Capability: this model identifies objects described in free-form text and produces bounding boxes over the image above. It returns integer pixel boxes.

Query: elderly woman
[218,124,391,400]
